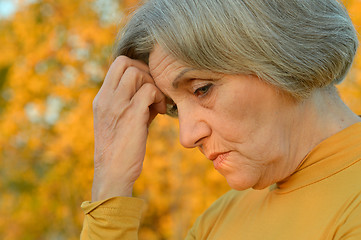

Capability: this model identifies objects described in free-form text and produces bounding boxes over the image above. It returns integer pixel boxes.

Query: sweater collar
[275,122,361,194]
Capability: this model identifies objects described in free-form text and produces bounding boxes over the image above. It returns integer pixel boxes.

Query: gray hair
[114,0,358,99]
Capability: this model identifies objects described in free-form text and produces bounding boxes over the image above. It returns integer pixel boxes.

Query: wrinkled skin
[91,46,360,201]
[91,56,166,201]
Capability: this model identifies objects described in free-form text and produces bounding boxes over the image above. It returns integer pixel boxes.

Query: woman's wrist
[91,181,134,202]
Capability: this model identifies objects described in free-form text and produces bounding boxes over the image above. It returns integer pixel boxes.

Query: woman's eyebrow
[172,68,196,88]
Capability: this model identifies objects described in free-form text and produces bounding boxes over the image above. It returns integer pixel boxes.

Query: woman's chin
[222,172,259,191]
[226,175,271,191]
[216,161,262,191]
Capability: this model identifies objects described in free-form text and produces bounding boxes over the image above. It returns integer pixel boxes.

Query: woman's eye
[166,102,178,118]
[194,83,212,97]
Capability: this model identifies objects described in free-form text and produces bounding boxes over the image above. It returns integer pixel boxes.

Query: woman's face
[149,46,302,190]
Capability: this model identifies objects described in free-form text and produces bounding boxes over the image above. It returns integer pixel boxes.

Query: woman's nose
[178,108,211,148]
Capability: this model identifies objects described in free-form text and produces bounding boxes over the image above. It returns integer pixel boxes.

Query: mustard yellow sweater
[81,122,361,239]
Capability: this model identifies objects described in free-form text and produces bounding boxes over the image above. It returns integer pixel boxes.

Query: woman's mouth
[212,152,230,170]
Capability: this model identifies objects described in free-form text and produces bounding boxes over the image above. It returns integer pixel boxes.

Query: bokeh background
[0,0,360,239]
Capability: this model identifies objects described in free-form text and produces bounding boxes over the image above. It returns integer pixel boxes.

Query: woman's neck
[292,87,360,168]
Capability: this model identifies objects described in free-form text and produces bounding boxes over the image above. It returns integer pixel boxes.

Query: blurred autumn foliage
[0,0,360,239]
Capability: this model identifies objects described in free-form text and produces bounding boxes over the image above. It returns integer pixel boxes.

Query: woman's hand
[91,56,166,202]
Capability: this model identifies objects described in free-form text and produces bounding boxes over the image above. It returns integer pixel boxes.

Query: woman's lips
[212,152,230,170]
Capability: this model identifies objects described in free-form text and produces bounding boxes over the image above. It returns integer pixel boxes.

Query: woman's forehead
[149,46,197,91]
[149,45,221,89]
[149,46,178,82]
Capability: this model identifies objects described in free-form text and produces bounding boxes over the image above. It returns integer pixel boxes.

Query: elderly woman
[81,0,361,239]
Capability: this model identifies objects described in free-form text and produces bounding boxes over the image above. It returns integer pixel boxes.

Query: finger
[148,111,158,127]
[148,100,167,126]
[131,83,166,124]
[117,66,155,100]
[102,56,150,91]
[150,95,167,115]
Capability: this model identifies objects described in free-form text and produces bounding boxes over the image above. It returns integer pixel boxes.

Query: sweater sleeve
[80,197,145,240]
